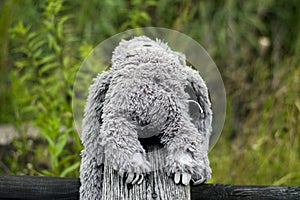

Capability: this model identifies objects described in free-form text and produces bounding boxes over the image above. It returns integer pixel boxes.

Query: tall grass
[0,0,299,184]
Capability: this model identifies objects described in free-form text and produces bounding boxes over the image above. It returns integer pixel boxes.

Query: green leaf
[15,60,30,68]
[41,170,55,177]
[60,162,80,177]
[27,32,38,41]
[39,62,60,75]
[15,21,30,35]
[46,33,56,50]
[43,20,55,31]
[37,54,56,65]
[39,129,55,147]
[33,48,43,59]
[29,37,46,52]
[54,132,68,158]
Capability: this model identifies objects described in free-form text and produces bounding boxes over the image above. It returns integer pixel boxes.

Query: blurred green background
[0,0,299,185]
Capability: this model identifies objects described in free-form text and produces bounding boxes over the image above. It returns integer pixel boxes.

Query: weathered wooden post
[101,145,190,200]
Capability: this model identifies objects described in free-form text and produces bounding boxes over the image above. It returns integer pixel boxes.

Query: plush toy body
[80,36,212,199]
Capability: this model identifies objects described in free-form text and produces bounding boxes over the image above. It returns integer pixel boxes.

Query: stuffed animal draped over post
[79,36,212,199]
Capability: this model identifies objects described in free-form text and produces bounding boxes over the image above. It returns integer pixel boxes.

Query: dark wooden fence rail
[0,175,299,200]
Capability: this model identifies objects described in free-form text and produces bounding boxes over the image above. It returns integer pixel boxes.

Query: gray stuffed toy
[80,36,212,199]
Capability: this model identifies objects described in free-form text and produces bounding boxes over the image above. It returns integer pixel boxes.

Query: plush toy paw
[119,152,151,185]
[190,157,211,185]
[167,151,211,186]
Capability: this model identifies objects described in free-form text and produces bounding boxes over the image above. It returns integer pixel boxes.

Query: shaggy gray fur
[79,36,212,199]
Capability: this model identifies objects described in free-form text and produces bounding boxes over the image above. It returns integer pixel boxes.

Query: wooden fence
[0,175,299,199]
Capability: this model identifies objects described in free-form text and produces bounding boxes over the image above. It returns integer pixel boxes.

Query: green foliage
[0,0,299,185]
[8,0,82,177]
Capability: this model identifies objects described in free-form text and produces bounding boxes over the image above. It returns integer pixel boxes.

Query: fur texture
[80,36,212,199]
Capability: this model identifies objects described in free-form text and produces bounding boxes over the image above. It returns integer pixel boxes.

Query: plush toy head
[111,36,186,70]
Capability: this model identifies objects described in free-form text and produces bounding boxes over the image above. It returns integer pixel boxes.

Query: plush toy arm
[184,66,212,148]
[100,106,152,182]
[185,67,213,184]
[80,71,111,200]
[164,66,213,185]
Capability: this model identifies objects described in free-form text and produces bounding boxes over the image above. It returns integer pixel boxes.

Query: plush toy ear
[183,67,213,145]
